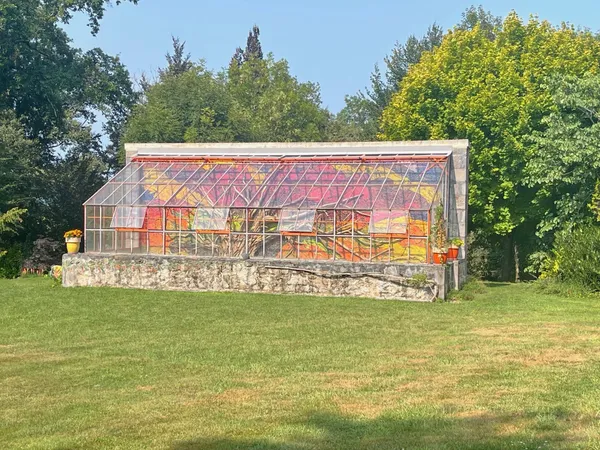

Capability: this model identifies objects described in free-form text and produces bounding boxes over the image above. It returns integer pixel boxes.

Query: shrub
[447,278,488,302]
[0,246,23,278]
[548,226,600,292]
[22,238,62,274]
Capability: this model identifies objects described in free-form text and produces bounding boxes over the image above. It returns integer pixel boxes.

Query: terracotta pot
[65,237,81,254]
[447,246,459,260]
[433,251,447,264]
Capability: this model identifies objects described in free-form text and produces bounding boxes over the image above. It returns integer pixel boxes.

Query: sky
[66,0,600,113]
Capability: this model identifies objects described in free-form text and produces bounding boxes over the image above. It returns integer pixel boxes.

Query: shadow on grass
[173,411,560,450]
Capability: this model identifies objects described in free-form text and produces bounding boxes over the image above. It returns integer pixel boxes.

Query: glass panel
[110,206,147,229]
[180,233,196,255]
[101,206,114,229]
[315,210,334,234]
[132,232,148,254]
[166,208,180,231]
[101,231,115,252]
[230,209,246,232]
[146,208,163,230]
[247,234,264,257]
[148,232,163,254]
[335,210,352,235]
[335,237,353,261]
[371,237,391,262]
[197,233,213,256]
[193,208,230,231]
[314,236,334,260]
[278,209,316,232]
[369,210,408,234]
[264,235,280,258]
[85,230,99,252]
[86,206,100,229]
[281,235,298,259]
[230,234,246,257]
[165,232,179,255]
[213,234,229,257]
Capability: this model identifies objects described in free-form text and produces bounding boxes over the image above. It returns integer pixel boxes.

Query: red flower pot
[433,252,447,264]
[447,247,459,261]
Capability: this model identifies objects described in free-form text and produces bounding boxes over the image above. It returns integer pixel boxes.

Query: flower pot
[447,246,459,261]
[433,251,447,264]
[65,237,81,254]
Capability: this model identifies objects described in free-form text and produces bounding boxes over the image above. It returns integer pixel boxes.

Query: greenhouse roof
[85,156,448,211]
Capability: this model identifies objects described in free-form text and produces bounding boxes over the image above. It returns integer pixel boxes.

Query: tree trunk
[514,242,520,283]
[499,233,514,282]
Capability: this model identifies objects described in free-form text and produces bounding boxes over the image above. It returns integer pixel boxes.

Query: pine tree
[159,36,193,79]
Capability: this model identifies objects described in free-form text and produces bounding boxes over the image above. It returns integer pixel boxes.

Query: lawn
[2,278,600,449]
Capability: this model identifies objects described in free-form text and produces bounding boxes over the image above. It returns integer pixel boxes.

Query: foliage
[22,238,62,273]
[466,230,502,280]
[380,13,600,278]
[0,245,22,278]
[526,74,600,239]
[227,55,329,142]
[336,23,444,140]
[0,0,137,251]
[158,36,193,79]
[335,6,501,141]
[447,277,488,302]
[430,204,447,250]
[450,238,464,247]
[230,24,264,67]
[126,29,330,147]
[539,226,600,292]
[406,272,429,288]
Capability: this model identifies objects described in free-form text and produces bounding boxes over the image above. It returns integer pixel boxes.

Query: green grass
[2,278,600,449]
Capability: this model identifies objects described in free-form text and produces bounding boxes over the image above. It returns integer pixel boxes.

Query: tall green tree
[0,0,138,246]
[380,13,600,279]
[526,74,600,239]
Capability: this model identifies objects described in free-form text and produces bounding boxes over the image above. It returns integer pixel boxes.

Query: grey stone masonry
[62,254,465,301]
[447,141,469,260]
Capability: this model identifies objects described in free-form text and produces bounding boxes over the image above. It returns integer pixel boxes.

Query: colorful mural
[84,158,447,263]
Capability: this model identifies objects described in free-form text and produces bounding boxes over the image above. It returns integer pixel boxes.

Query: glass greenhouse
[84,151,450,264]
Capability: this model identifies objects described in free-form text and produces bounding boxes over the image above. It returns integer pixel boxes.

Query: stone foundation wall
[62,254,464,301]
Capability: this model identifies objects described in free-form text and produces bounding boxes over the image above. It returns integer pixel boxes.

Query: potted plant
[430,204,447,264]
[64,229,83,254]
[447,238,464,261]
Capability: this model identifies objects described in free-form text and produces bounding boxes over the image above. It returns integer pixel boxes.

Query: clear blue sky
[67,0,600,113]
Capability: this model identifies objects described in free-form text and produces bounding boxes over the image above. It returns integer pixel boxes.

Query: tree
[0,0,138,246]
[126,33,330,146]
[379,13,600,279]
[227,55,329,142]
[336,24,444,140]
[159,36,193,79]
[334,6,502,142]
[124,64,234,145]
[230,25,264,68]
[526,74,600,239]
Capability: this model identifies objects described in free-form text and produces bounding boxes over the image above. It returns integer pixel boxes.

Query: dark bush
[0,246,23,278]
[22,238,62,274]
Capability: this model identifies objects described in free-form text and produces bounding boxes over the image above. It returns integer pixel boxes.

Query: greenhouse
[83,142,462,264]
